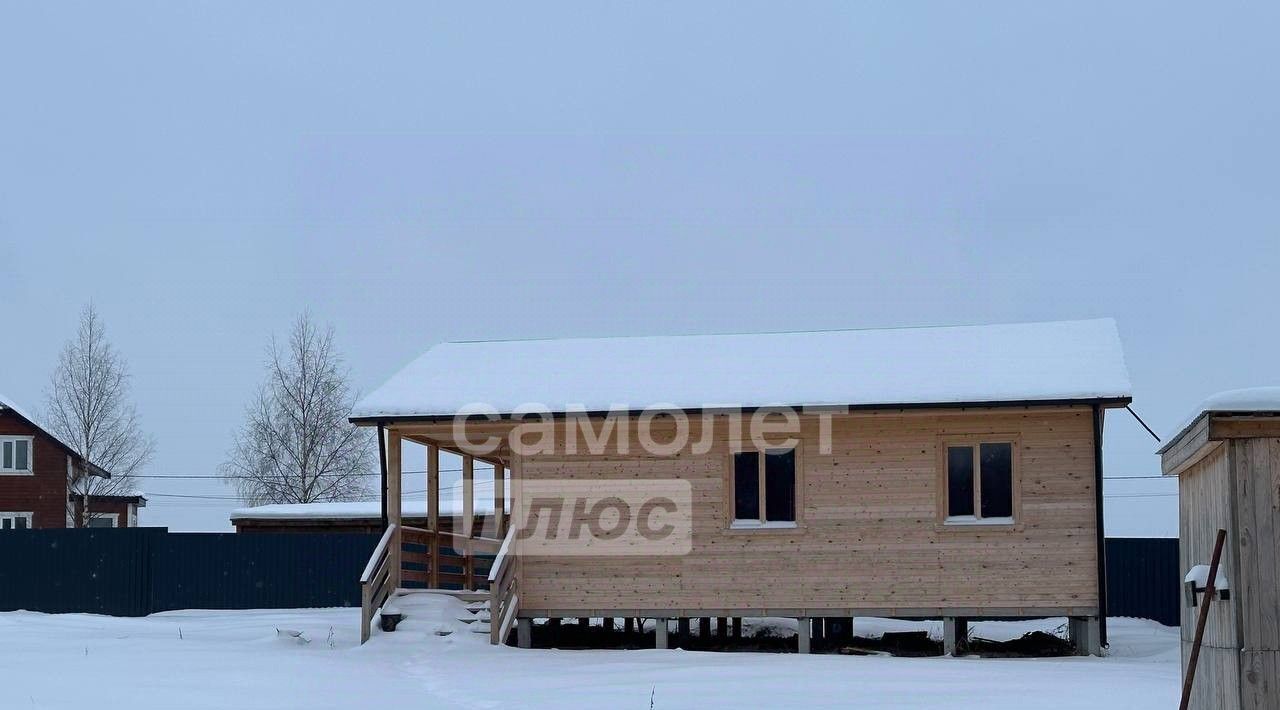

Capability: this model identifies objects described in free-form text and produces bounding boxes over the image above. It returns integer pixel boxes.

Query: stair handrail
[360,523,399,644]
[361,523,398,583]
[488,525,519,645]
[487,524,516,584]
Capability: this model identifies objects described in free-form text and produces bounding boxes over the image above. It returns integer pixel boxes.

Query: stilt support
[944,617,968,656]
[796,617,811,654]
[1069,616,1102,656]
[655,618,669,649]
[517,618,532,649]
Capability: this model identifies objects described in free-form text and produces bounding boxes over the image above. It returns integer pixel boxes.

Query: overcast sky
[2,3,1276,534]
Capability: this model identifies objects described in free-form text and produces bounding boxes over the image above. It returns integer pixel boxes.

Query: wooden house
[70,494,147,528]
[1159,388,1280,710]
[350,319,1132,653]
[0,394,115,528]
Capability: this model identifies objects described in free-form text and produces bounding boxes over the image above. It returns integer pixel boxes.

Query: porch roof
[352,318,1131,422]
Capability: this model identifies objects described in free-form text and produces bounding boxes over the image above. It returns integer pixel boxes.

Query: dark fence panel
[1106,537,1180,626]
[150,532,378,612]
[0,528,159,616]
[0,529,377,616]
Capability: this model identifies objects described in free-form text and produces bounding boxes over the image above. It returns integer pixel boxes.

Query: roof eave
[349,395,1134,426]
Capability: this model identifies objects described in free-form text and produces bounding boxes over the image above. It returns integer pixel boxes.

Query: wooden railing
[359,523,399,644]
[487,525,519,645]
[401,524,501,590]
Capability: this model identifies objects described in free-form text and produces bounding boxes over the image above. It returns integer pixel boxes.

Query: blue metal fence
[1105,537,1180,626]
[0,530,1180,624]
[0,528,377,616]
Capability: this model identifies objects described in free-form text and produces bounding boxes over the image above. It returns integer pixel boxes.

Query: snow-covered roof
[1159,386,1280,453]
[0,392,111,476]
[352,319,1132,420]
[231,483,497,522]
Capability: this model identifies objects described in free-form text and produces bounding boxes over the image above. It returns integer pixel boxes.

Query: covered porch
[359,422,521,645]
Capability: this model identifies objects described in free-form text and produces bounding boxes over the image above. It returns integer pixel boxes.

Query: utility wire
[133,469,1164,481]
[131,468,467,479]
[145,488,1179,502]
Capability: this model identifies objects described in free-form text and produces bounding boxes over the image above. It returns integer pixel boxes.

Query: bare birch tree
[221,313,373,505]
[46,303,155,527]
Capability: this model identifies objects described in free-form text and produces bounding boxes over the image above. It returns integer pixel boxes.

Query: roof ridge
[444,317,1115,346]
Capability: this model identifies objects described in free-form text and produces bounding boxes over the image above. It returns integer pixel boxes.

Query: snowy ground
[0,596,1180,709]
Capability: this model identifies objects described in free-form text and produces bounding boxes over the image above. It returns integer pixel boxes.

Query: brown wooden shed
[1159,388,1280,710]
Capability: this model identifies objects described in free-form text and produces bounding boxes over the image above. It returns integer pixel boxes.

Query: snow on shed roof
[353,319,1132,420]
[231,487,496,522]
[1159,386,1280,453]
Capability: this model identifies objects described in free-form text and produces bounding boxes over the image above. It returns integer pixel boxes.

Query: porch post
[493,463,506,537]
[386,429,403,590]
[427,444,440,589]
[462,454,475,588]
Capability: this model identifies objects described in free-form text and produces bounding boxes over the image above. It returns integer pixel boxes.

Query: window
[87,514,119,528]
[731,447,797,528]
[0,437,33,474]
[0,512,32,530]
[944,440,1015,524]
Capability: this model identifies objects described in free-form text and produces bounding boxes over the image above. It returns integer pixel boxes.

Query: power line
[144,478,485,502]
[148,487,1177,503]
[139,469,1161,482]
[131,468,467,480]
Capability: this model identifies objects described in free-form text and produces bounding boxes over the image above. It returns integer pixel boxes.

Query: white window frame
[938,434,1020,528]
[727,444,801,530]
[0,512,34,530]
[0,436,34,475]
[86,513,120,528]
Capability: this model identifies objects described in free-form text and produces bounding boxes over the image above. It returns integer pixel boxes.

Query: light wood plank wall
[512,407,1100,615]
[1230,437,1280,710]
[1178,442,1241,710]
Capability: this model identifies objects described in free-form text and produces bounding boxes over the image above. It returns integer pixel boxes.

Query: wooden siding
[510,408,1099,616]
[1169,421,1280,710]
[1177,442,1241,710]
[1231,438,1280,710]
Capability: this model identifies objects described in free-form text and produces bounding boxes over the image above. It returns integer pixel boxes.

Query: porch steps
[376,588,492,636]
[393,588,489,603]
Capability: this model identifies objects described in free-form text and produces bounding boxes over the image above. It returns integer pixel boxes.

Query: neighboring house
[0,393,114,529]
[349,319,1132,654]
[70,494,148,528]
